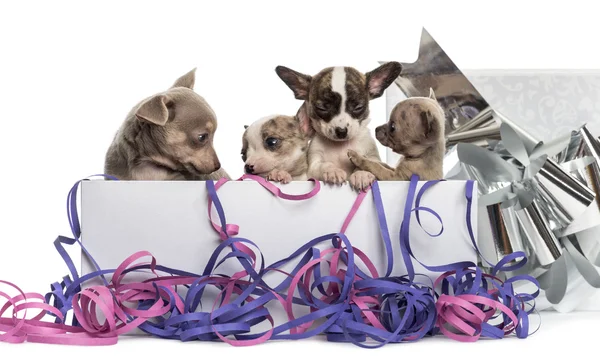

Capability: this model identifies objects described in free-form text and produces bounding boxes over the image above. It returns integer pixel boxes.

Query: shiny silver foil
[389,28,490,139]
[574,125,600,212]
[515,200,562,266]
[536,158,595,229]
[478,203,526,267]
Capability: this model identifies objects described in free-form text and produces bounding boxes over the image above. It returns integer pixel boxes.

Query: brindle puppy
[104,69,230,180]
[274,62,402,191]
[348,89,445,181]
[241,109,310,183]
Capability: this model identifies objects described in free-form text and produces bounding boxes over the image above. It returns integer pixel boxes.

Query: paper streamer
[0,174,539,347]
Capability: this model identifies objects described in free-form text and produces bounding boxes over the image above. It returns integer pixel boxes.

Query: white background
[2,0,600,360]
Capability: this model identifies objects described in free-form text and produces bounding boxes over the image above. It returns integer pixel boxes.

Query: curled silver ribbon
[454,122,600,307]
[457,123,594,261]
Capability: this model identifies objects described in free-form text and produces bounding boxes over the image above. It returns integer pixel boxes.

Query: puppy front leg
[392,163,415,181]
[206,168,231,180]
[379,162,396,171]
[308,157,347,185]
[348,150,396,181]
[267,169,292,184]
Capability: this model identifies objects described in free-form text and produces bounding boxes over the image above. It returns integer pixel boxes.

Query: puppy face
[376,90,445,156]
[275,62,402,142]
[241,115,309,176]
[134,69,222,175]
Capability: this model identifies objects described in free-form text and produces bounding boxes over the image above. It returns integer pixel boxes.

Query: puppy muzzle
[375,126,387,142]
[334,127,348,139]
[186,161,221,176]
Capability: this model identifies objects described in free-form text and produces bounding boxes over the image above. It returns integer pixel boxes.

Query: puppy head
[275,62,402,142]
[241,114,310,177]
[134,68,222,175]
[375,89,445,156]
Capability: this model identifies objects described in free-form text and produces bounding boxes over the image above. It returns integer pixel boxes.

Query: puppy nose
[245,164,255,174]
[335,127,348,139]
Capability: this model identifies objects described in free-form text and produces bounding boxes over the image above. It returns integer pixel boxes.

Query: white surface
[2,0,600,357]
[79,179,477,331]
[0,311,594,361]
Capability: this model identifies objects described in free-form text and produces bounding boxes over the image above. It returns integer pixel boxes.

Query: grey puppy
[104,69,230,181]
[348,89,445,181]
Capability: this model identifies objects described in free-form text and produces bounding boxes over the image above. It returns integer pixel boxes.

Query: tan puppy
[104,69,230,181]
[241,111,310,183]
[348,89,445,181]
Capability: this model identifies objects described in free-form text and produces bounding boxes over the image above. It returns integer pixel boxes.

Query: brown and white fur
[241,112,310,183]
[104,69,230,181]
[348,89,445,181]
[274,62,402,191]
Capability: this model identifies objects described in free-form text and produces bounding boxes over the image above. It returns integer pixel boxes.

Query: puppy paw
[322,168,347,185]
[267,169,292,184]
[349,170,376,192]
[347,149,365,168]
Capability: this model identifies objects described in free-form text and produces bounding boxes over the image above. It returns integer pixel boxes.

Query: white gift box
[79,179,478,332]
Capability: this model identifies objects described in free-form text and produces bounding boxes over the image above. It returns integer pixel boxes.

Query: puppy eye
[241,150,247,162]
[264,137,280,149]
[198,133,208,142]
[353,104,365,112]
[315,104,328,112]
[389,122,396,133]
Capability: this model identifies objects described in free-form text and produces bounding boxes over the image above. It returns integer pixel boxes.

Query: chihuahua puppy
[241,112,310,183]
[104,69,230,181]
[275,62,402,191]
[348,89,445,181]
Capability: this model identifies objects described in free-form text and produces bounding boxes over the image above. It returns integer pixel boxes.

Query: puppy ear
[275,66,312,100]
[420,110,435,138]
[428,87,437,100]
[135,95,171,126]
[365,61,402,99]
[171,68,196,89]
[295,102,315,137]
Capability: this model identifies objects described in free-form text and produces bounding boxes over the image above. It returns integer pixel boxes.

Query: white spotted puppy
[241,113,311,183]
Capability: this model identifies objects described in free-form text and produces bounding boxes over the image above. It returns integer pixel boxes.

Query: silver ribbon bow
[457,121,595,259]
[454,124,600,307]
[388,27,600,310]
